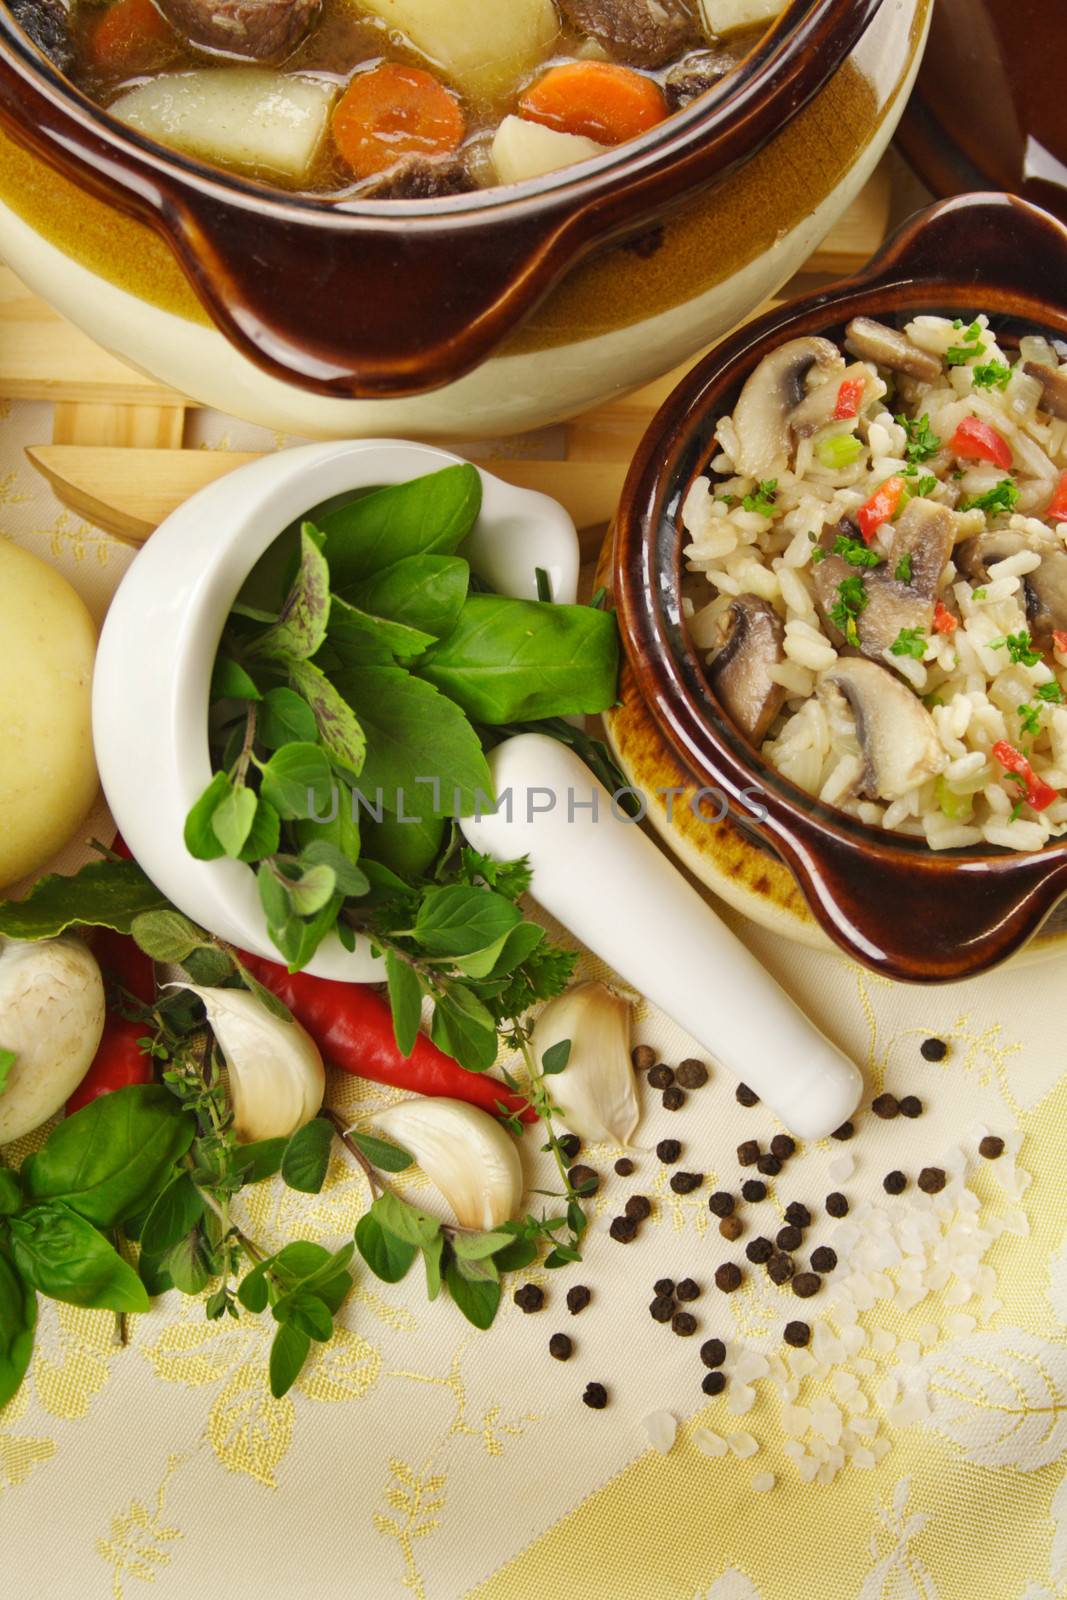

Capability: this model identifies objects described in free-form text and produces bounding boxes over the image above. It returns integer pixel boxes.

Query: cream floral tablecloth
[1,398,1065,1600]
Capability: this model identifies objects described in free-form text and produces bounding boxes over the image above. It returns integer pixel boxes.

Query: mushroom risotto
[682,314,1067,852]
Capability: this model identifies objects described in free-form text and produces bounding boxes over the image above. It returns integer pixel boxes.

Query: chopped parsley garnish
[894,552,913,583]
[1022,680,1067,731]
[945,320,988,366]
[972,361,1012,390]
[829,575,869,647]
[742,479,778,517]
[1036,681,1065,703]
[960,478,1020,515]
[896,412,942,468]
[1018,702,1043,736]
[833,533,883,569]
[973,587,988,600]
[890,626,927,659]
[716,493,737,507]
[992,630,1042,667]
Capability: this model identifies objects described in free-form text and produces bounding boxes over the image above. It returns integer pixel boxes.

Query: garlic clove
[372,1097,523,1231]
[0,935,105,1143]
[531,981,638,1145]
[174,984,324,1142]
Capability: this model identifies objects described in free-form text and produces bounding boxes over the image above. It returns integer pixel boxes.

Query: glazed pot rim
[613,192,1067,980]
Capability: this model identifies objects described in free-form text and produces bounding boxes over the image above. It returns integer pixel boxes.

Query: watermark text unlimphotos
[304,778,768,826]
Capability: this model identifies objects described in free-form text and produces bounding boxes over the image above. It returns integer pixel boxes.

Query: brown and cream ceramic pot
[0,0,927,436]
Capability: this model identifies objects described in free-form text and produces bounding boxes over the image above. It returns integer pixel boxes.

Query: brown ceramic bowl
[0,0,928,436]
[609,192,1067,983]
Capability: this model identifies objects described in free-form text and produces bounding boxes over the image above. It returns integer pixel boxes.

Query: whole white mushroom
[0,936,105,1144]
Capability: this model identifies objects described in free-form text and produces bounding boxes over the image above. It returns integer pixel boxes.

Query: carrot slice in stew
[87,0,178,74]
[332,63,466,180]
[518,61,668,146]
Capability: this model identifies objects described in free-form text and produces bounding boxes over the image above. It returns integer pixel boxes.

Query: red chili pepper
[857,475,907,544]
[950,416,1013,470]
[1048,470,1067,523]
[833,377,865,420]
[238,952,536,1123]
[1054,630,1067,654]
[992,740,1058,812]
[933,599,958,635]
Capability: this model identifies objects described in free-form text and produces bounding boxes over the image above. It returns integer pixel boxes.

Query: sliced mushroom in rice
[730,336,843,481]
[818,658,945,801]
[558,0,698,67]
[813,499,955,661]
[789,361,870,439]
[706,595,787,743]
[956,529,1067,646]
[844,317,943,385]
[1022,360,1067,422]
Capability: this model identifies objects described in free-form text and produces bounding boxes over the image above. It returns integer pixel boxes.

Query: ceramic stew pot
[0,0,928,437]
[610,194,1067,984]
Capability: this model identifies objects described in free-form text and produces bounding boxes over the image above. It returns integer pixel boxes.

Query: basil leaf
[269,1321,311,1399]
[233,1138,288,1184]
[139,1173,205,1257]
[0,1248,35,1409]
[0,859,170,940]
[254,524,331,662]
[258,686,319,748]
[289,658,367,779]
[363,809,446,877]
[259,743,334,822]
[429,987,499,1073]
[385,950,422,1059]
[184,772,232,861]
[414,885,521,959]
[211,657,261,702]
[354,1211,416,1283]
[332,664,493,819]
[281,1119,334,1195]
[292,782,362,864]
[321,465,482,589]
[0,1049,14,1097]
[490,922,545,977]
[422,1232,444,1301]
[452,1231,514,1262]
[372,1191,441,1250]
[349,1131,413,1174]
[347,555,469,639]
[137,1248,173,1297]
[9,1203,149,1313]
[329,594,435,664]
[22,1085,196,1227]
[130,909,203,964]
[0,1168,21,1215]
[211,783,258,857]
[445,1257,500,1330]
[415,595,620,723]
[165,1226,215,1295]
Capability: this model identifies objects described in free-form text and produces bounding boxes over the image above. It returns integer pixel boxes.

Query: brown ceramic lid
[897,0,1067,220]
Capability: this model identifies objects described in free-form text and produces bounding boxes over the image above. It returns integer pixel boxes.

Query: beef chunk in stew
[155,0,320,61]
[558,0,699,68]
[9,0,73,72]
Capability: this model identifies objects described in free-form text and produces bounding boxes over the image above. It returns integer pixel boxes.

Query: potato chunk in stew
[356,0,561,98]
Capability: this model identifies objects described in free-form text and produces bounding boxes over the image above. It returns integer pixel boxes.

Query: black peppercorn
[776,1224,803,1252]
[826,1192,849,1218]
[898,1095,923,1119]
[872,1093,900,1119]
[784,1320,811,1348]
[791,1272,821,1298]
[559,1133,581,1161]
[549,1333,572,1360]
[649,1295,675,1323]
[701,1371,726,1396]
[610,1216,639,1243]
[670,1171,703,1195]
[757,1154,782,1177]
[918,1167,947,1194]
[567,1164,599,1195]
[735,1083,760,1107]
[566,1285,591,1315]
[784,1202,812,1228]
[582,1382,608,1409]
[676,1278,700,1302]
[672,1310,698,1336]
[810,1246,837,1274]
[831,1121,854,1140]
[719,1215,743,1242]
[632,1044,657,1073]
[653,1278,674,1298]
[746,1236,774,1264]
[920,1036,948,1062]
[625,1194,652,1222]
[708,1191,735,1217]
[514,1284,544,1313]
[766,1252,795,1285]
[770,1134,796,1161]
[676,1058,709,1089]
[614,1156,635,1177]
[714,1262,743,1293]
[737,1140,760,1167]
[883,1170,907,1195]
[656,1138,681,1165]
[647,1063,674,1089]
[979,1135,1005,1159]
[662,1086,686,1111]
[700,1337,726,1368]
[741,1179,767,1203]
